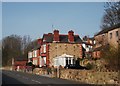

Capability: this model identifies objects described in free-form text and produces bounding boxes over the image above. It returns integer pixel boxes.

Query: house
[82,36,95,58]
[13,57,27,71]
[93,23,120,58]
[28,51,33,62]
[28,30,84,68]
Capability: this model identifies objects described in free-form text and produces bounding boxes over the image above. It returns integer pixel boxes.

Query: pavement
[1,70,92,86]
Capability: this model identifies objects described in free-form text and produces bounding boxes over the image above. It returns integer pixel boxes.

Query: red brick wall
[46,43,49,66]
[14,61,27,66]
[38,38,42,45]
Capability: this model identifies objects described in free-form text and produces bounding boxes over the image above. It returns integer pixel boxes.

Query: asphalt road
[2,70,91,86]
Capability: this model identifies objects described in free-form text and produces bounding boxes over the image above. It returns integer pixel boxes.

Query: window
[110,33,112,39]
[116,31,119,37]
[34,50,37,57]
[43,44,46,53]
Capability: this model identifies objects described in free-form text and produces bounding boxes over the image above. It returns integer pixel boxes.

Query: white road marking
[34,80,41,84]
[31,79,41,84]
[32,79,35,82]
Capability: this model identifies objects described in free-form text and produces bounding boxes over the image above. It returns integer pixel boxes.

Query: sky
[2,2,104,40]
[0,2,2,40]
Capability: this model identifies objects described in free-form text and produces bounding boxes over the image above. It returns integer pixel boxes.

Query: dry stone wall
[60,69,119,85]
[33,68,119,85]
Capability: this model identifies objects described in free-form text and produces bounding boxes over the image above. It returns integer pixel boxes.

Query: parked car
[64,64,87,69]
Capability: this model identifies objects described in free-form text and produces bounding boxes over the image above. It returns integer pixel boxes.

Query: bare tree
[2,34,38,66]
[2,35,22,66]
[101,2,120,29]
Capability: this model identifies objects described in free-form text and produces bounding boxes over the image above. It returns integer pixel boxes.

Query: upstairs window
[116,31,119,37]
[110,33,112,39]
[43,44,46,53]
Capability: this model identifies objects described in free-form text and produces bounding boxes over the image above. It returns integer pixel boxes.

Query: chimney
[68,30,74,43]
[53,30,59,42]
[48,33,52,36]
[38,38,42,45]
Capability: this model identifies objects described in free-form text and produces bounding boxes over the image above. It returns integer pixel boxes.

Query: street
[2,70,91,86]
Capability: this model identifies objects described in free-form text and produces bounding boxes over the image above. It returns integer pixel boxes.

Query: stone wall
[49,43,82,66]
[60,69,119,85]
[33,67,119,85]
[33,68,57,78]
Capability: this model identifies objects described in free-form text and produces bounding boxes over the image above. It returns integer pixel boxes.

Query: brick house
[28,30,84,67]
[93,23,120,58]
[13,57,27,71]
[82,36,95,58]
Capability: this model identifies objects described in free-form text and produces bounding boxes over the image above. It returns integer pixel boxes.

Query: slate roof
[95,23,120,36]
[33,45,41,50]
[93,44,109,51]
[14,57,27,61]
[43,34,53,42]
[74,35,83,43]
[42,34,82,43]
[83,36,94,42]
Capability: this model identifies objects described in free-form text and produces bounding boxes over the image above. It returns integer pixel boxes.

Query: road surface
[2,70,91,86]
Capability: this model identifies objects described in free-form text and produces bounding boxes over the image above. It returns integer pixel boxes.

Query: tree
[2,34,38,66]
[21,35,31,59]
[2,35,22,66]
[101,2,120,29]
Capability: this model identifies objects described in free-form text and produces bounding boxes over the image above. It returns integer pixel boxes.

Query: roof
[42,34,82,43]
[43,34,53,42]
[95,23,120,36]
[82,42,93,46]
[93,44,109,51]
[83,36,94,41]
[14,57,27,61]
[93,46,103,51]
[89,37,94,41]
[33,44,41,50]
[55,54,74,58]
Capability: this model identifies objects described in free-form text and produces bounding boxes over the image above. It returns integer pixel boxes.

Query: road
[2,70,91,86]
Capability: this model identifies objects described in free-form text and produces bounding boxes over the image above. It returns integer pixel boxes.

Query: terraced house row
[93,23,120,58]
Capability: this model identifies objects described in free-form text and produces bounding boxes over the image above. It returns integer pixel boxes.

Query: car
[64,64,87,69]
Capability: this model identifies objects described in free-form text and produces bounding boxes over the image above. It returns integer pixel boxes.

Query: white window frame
[43,44,46,53]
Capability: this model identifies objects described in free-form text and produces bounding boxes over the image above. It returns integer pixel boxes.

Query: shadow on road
[2,73,28,86]
[2,70,98,86]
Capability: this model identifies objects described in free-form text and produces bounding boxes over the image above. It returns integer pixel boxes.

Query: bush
[101,45,120,71]
[86,63,93,70]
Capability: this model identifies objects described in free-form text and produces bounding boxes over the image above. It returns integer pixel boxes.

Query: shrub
[86,63,93,70]
[101,45,120,71]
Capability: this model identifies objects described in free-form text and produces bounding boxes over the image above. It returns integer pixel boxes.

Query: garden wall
[33,68,120,85]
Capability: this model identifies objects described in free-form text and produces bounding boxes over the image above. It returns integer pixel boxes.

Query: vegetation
[101,45,120,71]
[85,63,94,70]
[101,2,120,29]
[100,2,120,71]
[2,35,38,66]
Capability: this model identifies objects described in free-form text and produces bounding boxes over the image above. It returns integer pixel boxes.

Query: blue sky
[0,2,2,40]
[2,2,104,40]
